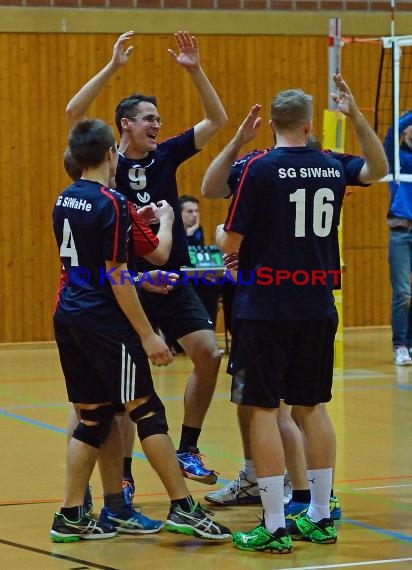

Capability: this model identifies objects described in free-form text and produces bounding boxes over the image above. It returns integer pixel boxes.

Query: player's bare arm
[215,223,243,255]
[143,201,174,266]
[66,31,135,128]
[168,31,228,149]
[106,259,173,366]
[331,73,388,183]
[201,104,262,198]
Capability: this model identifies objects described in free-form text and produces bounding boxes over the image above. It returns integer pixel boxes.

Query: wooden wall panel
[0,32,390,341]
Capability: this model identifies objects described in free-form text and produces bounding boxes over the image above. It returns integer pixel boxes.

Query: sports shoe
[204,470,261,505]
[50,512,117,543]
[330,495,342,520]
[83,485,94,515]
[290,513,337,544]
[165,502,231,540]
[284,500,309,529]
[177,447,217,485]
[283,472,293,505]
[99,505,164,534]
[232,524,292,553]
[122,478,135,507]
[394,346,412,365]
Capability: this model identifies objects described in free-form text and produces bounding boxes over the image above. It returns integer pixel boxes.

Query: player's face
[402,125,412,150]
[181,201,199,228]
[123,102,161,154]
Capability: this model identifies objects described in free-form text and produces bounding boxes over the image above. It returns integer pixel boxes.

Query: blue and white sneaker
[284,500,309,530]
[330,495,342,520]
[122,479,135,508]
[177,447,217,485]
[99,505,164,534]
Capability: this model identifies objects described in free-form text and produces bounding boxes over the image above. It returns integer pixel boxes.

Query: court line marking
[278,558,412,569]
[353,484,412,490]
[1,409,411,544]
[0,538,120,570]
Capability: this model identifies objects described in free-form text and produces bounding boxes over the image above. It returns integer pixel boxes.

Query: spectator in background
[180,195,221,327]
[180,195,236,339]
[384,111,412,365]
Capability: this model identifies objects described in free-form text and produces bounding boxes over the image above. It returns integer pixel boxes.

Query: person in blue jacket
[384,111,412,365]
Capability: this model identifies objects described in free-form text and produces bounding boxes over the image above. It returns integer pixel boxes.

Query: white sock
[243,459,257,483]
[307,468,332,522]
[257,475,285,533]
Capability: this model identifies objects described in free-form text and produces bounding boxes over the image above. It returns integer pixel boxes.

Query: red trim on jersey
[128,203,159,256]
[53,265,68,315]
[100,186,121,262]
[225,150,268,231]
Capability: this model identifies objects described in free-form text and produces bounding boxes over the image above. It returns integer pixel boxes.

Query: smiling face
[119,101,161,158]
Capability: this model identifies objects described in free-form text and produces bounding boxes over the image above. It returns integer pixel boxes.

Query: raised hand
[235,104,262,146]
[330,74,360,119]
[111,31,135,69]
[168,31,200,70]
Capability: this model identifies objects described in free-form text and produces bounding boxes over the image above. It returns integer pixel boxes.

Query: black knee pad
[72,405,117,449]
[129,393,169,441]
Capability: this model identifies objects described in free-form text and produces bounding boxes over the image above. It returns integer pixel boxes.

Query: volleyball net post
[323,17,345,374]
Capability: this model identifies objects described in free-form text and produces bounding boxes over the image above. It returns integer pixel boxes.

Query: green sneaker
[232,524,292,553]
[291,513,337,544]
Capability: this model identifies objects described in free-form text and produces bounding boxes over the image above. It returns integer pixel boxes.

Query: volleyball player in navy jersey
[66,30,227,491]
[51,118,231,543]
[211,75,388,553]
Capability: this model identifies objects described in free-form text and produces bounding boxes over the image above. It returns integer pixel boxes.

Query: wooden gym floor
[0,327,411,570]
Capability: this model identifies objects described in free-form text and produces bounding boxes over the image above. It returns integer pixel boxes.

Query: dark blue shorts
[139,282,214,343]
[228,315,338,407]
[54,320,154,405]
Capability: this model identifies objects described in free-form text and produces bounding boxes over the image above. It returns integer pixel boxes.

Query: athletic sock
[244,459,257,482]
[257,475,285,533]
[178,425,201,452]
[307,468,332,521]
[60,505,84,521]
[123,457,133,481]
[104,492,126,513]
[171,495,196,513]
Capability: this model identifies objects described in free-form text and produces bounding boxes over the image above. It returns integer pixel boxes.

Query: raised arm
[168,31,228,149]
[201,104,262,198]
[66,31,135,128]
[331,73,388,183]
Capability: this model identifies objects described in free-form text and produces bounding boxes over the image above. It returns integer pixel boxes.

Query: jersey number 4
[59,218,79,266]
[289,187,335,238]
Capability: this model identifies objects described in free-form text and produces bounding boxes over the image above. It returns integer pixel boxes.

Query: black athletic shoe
[50,512,117,543]
[165,502,231,540]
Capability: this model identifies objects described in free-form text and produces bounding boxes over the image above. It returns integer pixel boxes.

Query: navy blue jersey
[224,146,350,321]
[115,128,199,271]
[228,148,366,195]
[53,179,131,330]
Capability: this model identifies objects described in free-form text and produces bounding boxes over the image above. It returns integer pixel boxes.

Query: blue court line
[344,518,412,542]
[1,407,412,543]
[0,408,147,458]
